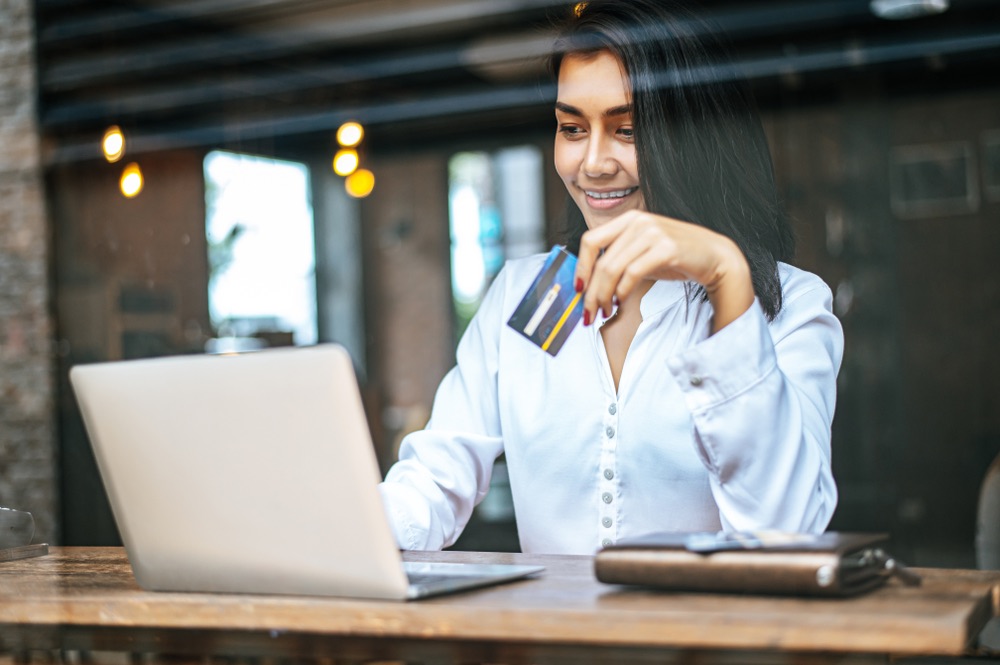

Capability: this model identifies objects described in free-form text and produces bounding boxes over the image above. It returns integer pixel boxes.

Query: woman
[379,0,843,554]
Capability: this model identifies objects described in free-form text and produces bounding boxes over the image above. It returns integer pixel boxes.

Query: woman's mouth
[581,186,639,209]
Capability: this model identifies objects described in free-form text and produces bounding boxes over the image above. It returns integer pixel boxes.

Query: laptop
[69,344,542,600]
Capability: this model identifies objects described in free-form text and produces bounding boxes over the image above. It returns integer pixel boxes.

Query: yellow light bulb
[336,121,364,148]
[345,169,375,198]
[574,2,588,17]
[332,149,359,176]
[102,126,125,163]
[120,162,144,198]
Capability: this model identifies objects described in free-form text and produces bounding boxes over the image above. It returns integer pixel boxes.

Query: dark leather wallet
[595,531,920,597]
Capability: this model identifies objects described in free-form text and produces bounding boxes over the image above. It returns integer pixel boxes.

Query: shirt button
[606,426,615,438]
[690,375,704,387]
[603,468,614,480]
[608,403,617,415]
[602,492,613,504]
[602,517,613,528]
[602,538,612,547]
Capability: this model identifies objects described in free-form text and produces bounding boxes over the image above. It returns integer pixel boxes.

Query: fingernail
[583,310,591,326]
[575,277,583,293]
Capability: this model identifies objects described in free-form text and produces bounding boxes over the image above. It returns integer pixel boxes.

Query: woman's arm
[667,274,842,532]
[573,209,840,532]
[378,268,509,550]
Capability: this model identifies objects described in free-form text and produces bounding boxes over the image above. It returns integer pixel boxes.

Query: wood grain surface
[0,547,997,663]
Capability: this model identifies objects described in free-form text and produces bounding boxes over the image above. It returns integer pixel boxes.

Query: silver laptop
[69,344,542,600]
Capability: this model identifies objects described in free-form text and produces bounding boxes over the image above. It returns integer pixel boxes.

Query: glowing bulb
[102,126,125,163]
[120,162,144,198]
[333,149,359,176]
[574,2,588,17]
[336,121,364,148]
[345,169,375,198]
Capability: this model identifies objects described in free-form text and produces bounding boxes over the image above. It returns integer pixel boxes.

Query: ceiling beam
[43,28,1000,165]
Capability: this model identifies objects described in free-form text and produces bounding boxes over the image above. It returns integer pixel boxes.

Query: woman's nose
[583,136,618,177]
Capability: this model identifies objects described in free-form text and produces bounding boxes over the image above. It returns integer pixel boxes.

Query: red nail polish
[575,277,583,293]
[583,310,591,326]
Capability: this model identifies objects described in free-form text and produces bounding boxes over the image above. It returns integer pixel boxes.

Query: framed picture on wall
[982,131,1000,203]
[889,141,978,218]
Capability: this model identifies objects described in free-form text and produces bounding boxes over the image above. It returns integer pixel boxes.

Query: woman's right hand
[573,209,755,334]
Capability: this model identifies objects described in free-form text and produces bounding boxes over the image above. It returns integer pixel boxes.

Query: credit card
[506,246,584,356]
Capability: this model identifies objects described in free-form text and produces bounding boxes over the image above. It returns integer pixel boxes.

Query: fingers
[571,209,755,328]
[574,215,624,325]
[573,215,626,291]
[574,211,653,323]
[584,233,644,318]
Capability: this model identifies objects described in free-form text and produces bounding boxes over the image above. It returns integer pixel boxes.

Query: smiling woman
[551,1,794,328]
[553,53,643,225]
[376,0,844,556]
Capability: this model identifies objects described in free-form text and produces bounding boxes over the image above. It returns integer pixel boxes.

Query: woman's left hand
[574,209,755,334]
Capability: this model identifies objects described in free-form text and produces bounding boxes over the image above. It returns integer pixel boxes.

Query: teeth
[585,187,637,199]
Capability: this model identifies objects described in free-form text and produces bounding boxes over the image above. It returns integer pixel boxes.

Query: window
[448,145,546,340]
[203,151,318,351]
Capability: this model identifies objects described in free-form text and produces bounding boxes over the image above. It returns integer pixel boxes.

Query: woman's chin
[580,199,643,229]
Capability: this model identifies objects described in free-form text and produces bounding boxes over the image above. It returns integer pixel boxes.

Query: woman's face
[554,50,646,230]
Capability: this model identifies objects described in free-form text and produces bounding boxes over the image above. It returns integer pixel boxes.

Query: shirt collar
[639,279,689,320]
[594,279,689,327]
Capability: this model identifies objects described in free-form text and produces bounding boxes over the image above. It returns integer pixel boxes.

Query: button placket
[598,399,619,547]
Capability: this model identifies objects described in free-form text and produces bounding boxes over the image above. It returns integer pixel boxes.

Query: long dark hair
[551,0,794,320]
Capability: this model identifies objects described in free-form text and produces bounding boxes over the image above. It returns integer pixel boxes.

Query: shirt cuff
[378,481,421,550]
[666,300,777,413]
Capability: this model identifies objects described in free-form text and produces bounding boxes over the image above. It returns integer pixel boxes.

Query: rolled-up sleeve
[666,275,843,533]
[379,268,509,550]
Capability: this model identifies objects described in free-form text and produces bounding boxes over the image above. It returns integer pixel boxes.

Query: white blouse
[379,252,844,554]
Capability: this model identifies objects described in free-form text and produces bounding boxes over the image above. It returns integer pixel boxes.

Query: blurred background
[1,0,999,565]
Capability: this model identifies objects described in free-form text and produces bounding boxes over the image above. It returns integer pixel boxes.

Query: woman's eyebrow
[603,104,632,117]
[554,102,582,116]
[554,102,632,118]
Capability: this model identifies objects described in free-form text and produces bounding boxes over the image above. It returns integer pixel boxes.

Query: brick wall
[0,0,58,542]
[49,149,211,545]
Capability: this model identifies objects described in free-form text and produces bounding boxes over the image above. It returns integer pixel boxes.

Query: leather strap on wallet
[594,531,920,597]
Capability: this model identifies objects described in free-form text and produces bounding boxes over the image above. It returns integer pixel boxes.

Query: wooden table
[0,547,998,664]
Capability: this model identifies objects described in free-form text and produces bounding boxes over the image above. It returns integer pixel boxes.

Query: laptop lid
[70,345,419,600]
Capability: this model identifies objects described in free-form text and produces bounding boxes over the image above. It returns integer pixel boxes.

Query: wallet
[594,531,920,597]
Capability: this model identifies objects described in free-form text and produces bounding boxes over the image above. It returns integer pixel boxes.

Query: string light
[333,149,359,176]
[102,126,125,163]
[334,121,373,197]
[336,121,364,148]
[120,162,144,198]
[345,169,375,198]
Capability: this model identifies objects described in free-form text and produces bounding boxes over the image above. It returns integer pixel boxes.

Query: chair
[977,452,1000,569]
[975,452,1000,652]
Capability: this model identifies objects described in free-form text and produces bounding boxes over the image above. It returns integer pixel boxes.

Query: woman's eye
[558,125,585,138]
[618,127,635,140]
